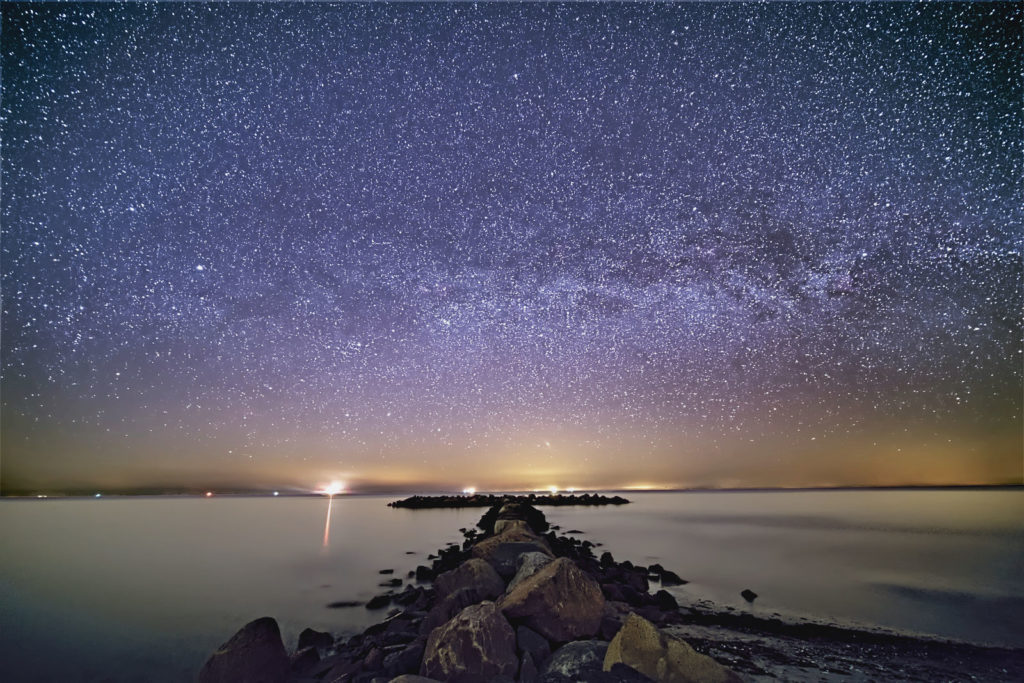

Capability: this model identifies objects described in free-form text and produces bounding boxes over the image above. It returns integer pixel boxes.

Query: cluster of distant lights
[36,482,666,499]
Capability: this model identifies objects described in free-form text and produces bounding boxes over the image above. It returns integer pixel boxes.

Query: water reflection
[322,495,334,548]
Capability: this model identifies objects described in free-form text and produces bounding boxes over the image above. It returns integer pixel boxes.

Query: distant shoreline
[2,483,1021,499]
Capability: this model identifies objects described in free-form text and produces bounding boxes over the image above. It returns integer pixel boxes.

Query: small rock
[415,565,435,581]
[383,637,426,677]
[198,616,289,683]
[327,600,364,609]
[653,590,678,611]
[519,651,538,683]
[297,627,333,651]
[380,578,403,587]
[741,589,758,602]
[659,569,688,587]
[603,613,740,683]
[599,552,615,568]
[367,594,393,609]
[380,569,395,575]
[420,602,518,682]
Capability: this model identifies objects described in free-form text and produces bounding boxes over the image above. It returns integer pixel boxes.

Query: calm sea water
[1,490,1021,682]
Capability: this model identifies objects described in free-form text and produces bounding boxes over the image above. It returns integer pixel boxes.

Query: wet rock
[380,569,395,575]
[327,600,364,609]
[506,551,554,593]
[395,585,424,606]
[380,578,403,588]
[654,590,679,611]
[367,594,393,609]
[198,616,289,683]
[741,589,758,603]
[434,558,506,600]
[540,640,607,679]
[516,625,551,666]
[658,569,687,587]
[415,565,435,582]
[420,601,518,682]
[601,583,626,603]
[390,676,442,683]
[599,552,615,568]
[383,637,426,677]
[297,627,333,652]
[290,646,319,674]
[500,557,605,642]
[603,613,741,683]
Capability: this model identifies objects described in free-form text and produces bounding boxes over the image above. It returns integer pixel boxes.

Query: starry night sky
[2,2,1021,494]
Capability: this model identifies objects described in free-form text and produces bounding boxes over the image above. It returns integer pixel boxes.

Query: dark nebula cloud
[2,2,1021,493]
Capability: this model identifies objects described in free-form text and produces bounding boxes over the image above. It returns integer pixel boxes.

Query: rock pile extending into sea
[198,498,1024,682]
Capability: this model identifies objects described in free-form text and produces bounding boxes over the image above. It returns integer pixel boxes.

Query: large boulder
[506,551,554,593]
[434,558,506,600]
[420,601,519,683]
[472,527,553,579]
[499,557,605,642]
[198,617,289,683]
[420,586,489,635]
[603,613,741,683]
[540,640,608,679]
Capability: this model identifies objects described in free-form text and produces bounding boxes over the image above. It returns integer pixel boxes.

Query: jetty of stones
[199,498,1024,683]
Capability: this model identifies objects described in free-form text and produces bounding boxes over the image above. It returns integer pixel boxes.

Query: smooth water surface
[548,489,1024,647]
[2,490,1022,682]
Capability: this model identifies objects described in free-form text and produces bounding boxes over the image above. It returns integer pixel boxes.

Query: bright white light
[273,491,280,496]
[205,491,213,497]
[322,481,344,496]
[195,264,205,271]
[548,486,558,495]
[94,493,102,498]
[462,487,476,496]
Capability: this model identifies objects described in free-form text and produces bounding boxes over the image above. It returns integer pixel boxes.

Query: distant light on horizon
[320,481,345,496]
[462,486,476,496]
[205,491,213,497]
[94,493,101,498]
[273,491,279,496]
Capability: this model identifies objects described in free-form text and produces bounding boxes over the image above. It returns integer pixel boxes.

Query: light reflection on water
[0,489,1021,682]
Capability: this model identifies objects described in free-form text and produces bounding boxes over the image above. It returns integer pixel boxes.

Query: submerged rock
[420,601,518,682]
[603,613,740,683]
[500,557,605,642]
[741,589,758,603]
[197,616,289,683]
